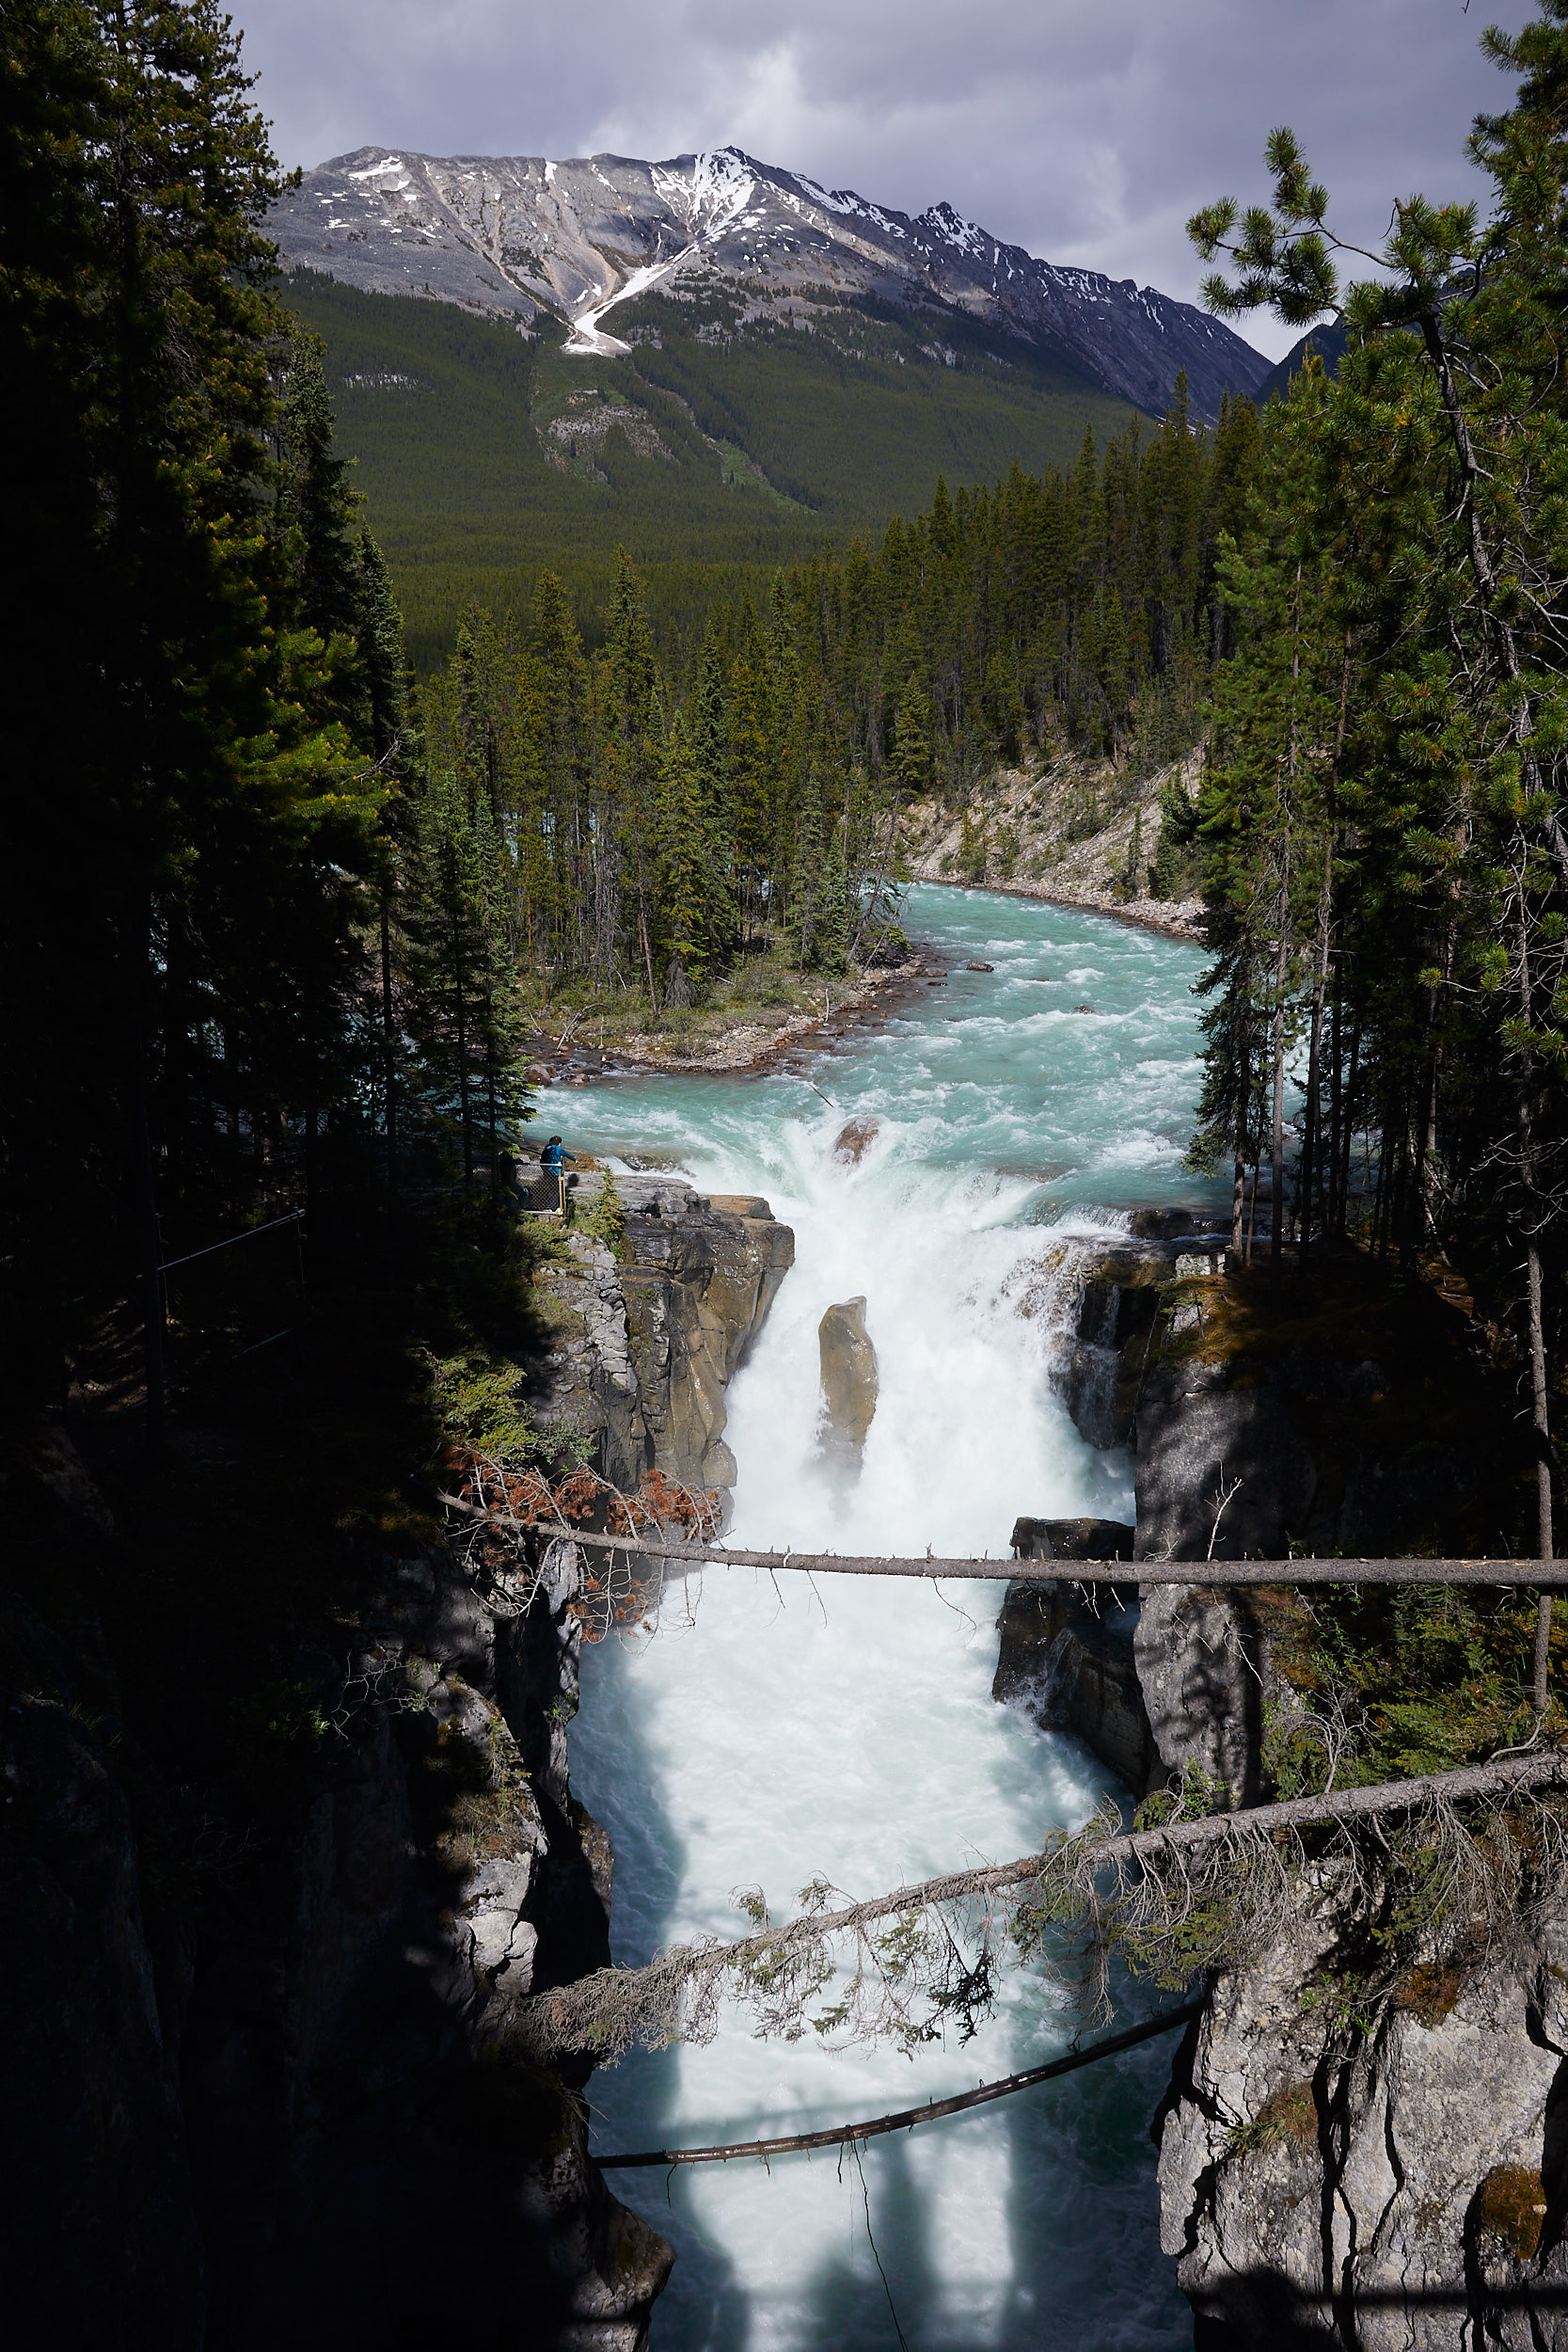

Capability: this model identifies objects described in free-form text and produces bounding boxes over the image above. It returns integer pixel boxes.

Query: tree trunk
[640,899,657,1010]
[1337,1022,1361,1243]
[1514,894,1557,1711]
[453,921,472,1191]
[1300,855,1331,1279]
[1528,1233,1556,1711]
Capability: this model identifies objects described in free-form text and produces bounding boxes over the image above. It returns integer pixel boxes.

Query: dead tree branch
[522,1748,1568,2060]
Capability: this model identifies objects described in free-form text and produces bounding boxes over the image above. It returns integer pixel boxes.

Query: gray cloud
[238,0,1538,358]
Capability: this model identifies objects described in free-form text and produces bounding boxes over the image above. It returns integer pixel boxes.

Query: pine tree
[404,771,487,1188]
[816,818,851,978]
[728,655,770,948]
[3,0,383,1437]
[655,713,710,999]
[788,768,825,966]
[606,551,661,1000]
[276,328,364,665]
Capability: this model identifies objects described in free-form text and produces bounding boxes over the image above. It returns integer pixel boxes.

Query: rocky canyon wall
[994,1233,1560,2344]
[3,1178,794,2347]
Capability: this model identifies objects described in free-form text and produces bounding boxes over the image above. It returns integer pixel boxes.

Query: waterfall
[566,886,1221,2348]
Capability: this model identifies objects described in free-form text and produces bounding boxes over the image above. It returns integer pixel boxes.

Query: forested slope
[284,270,1137,668]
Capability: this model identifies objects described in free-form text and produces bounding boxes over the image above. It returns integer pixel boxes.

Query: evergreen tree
[655,713,711,998]
[3,0,383,1435]
[1189,10,1568,1692]
[816,818,850,978]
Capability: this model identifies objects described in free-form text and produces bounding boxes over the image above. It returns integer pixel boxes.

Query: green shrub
[580,1168,627,1257]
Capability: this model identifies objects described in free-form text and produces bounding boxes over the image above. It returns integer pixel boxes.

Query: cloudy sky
[237,0,1537,358]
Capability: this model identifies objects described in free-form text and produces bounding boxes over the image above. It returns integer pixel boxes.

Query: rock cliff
[904,744,1207,938]
[991,1518,1150,1787]
[2,1462,669,2349]
[532,1177,794,1503]
[1155,1865,1568,2347]
[998,1236,1560,2341]
[5,1179,793,2344]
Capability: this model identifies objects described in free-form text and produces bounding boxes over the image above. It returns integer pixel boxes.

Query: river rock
[966,959,994,971]
[817,1296,879,1473]
[1010,1517,1135,1563]
[832,1119,879,1163]
[995,1519,1152,1782]
[993,1581,1154,1786]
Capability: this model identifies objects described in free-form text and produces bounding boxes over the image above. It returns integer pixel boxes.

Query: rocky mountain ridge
[271,143,1268,421]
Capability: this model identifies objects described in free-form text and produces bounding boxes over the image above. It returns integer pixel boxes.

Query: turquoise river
[559,882,1227,2350]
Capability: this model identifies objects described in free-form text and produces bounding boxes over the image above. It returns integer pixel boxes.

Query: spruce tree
[655,713,710,998]
[816,819,851,979]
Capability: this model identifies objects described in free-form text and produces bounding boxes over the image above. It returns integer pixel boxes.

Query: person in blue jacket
[539,1134,577,1211]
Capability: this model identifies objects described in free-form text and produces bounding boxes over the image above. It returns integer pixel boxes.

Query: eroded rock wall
[1156,1878,1568,2348]
[532,1181,794,1504]
[991,1519,1153,1787]
[1,1460,671,2350]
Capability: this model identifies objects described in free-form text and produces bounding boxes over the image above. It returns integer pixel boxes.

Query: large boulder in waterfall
[832,1119,879,1164]
[818,1297,879,1470]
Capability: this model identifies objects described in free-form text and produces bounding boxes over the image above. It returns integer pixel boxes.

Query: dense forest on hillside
[401,375,1260,1040]
[283,269,1136,669]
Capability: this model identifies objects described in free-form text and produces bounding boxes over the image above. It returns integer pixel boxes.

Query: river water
[563,884,1223,2350]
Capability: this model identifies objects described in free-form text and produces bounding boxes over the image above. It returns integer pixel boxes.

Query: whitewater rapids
[564,884,1220,2349]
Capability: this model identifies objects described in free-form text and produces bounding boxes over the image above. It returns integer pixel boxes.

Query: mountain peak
[271,143,1266,419]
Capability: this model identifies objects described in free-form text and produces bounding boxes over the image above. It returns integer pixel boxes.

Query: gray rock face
[1130,1296,1501,1567]
[533,1190,795,1502]
[993,1522,1151,1786]
[624,1189,795,1497]
[1132,1583,1265,1806]
[270,144,1268,420]
[992,1518,1266,1804]
[1135,1358,1320,1565]
[993,1581,1153,1788]
[1156,1879,1568,2347]
[1,1537,671,2350]
[1011,1516,1137,1563]
[535,1231,646,1488]
[817,1295,879,1474]
[2,1678,206,2348]
[1012,1225,1226,1451]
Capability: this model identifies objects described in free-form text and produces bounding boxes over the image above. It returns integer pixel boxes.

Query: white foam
[568,888,1215,2346]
